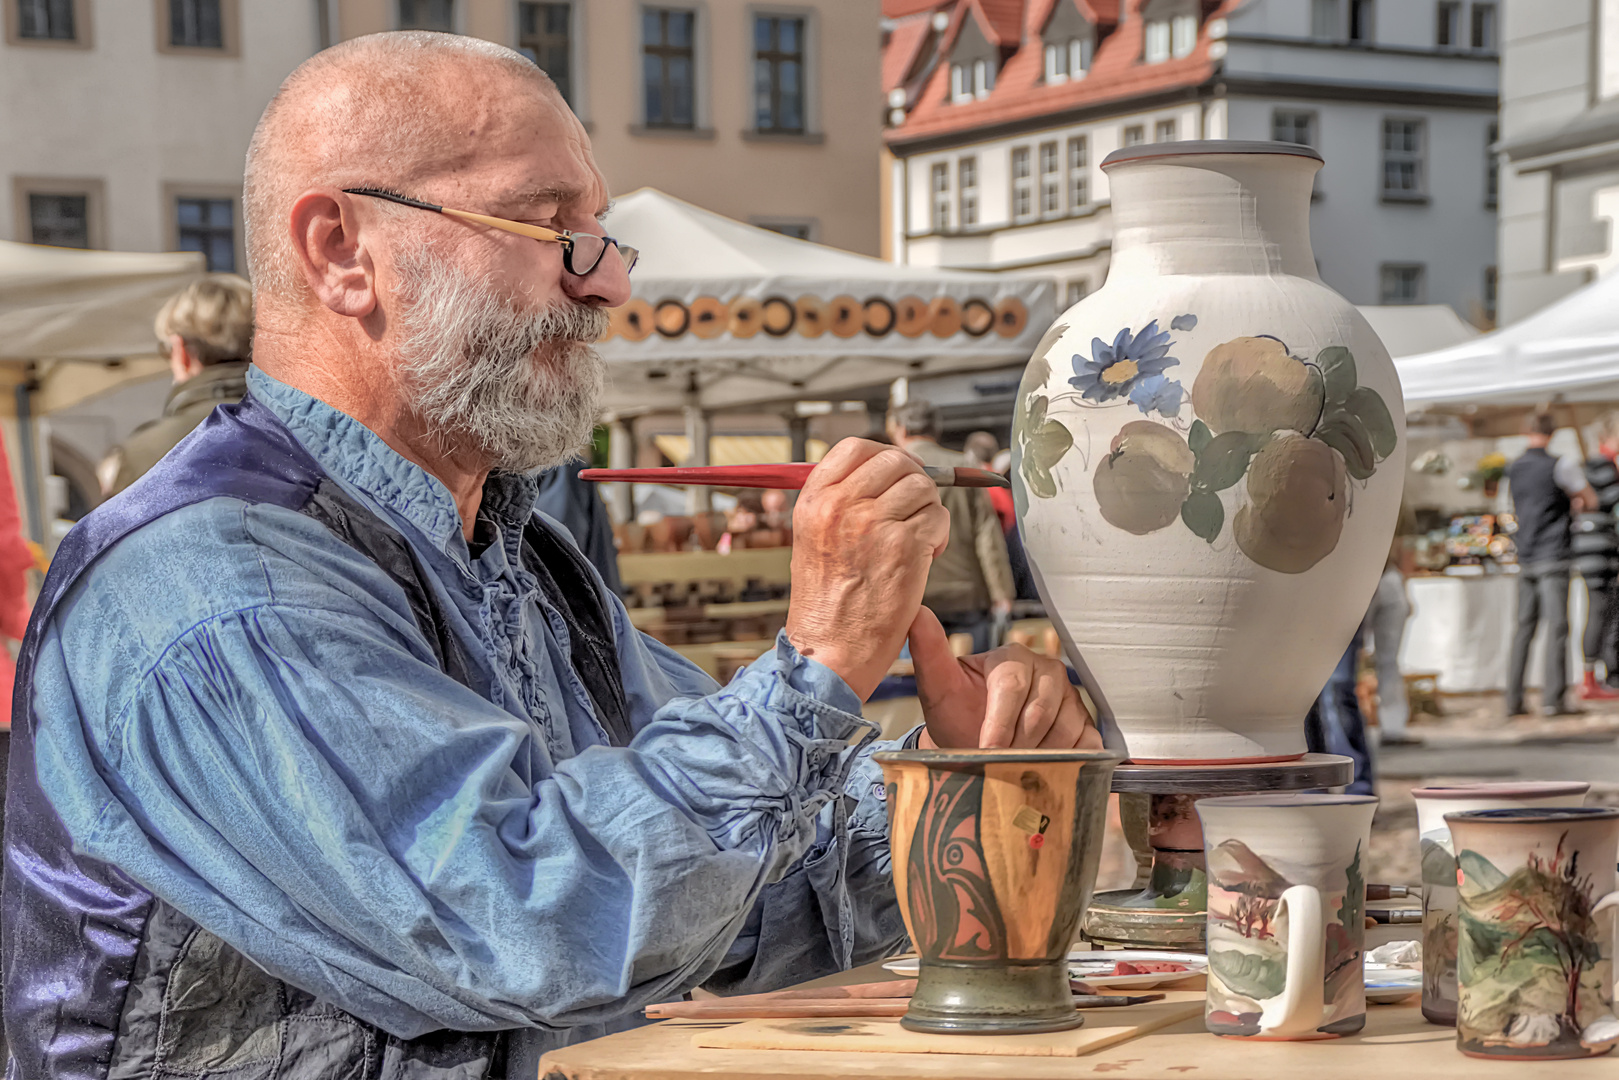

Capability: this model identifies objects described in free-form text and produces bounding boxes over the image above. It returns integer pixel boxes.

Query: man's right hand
[785,439,951,700]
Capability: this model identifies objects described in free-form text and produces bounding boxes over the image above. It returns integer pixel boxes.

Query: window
[1069,37,1092,75]
[1044,41,1068,82]
[16,0,75,39]
[1471,2,1495,49]
[1380,264,1425,304]
[1066,279,1090,306]
[958,156,978,227]
[972,58,994,98]
[1170,13,1197,57]
[1045,38,1092,82]
[1144,18,1170,62]
[1273,109,1316,146]
[1068,135,1088,210]
[398,0,452,31]
[643,8,695,128]
[1311,0,1339,39]
[519,3,573,106]
[1155,118,1177,142]
[29,193,89,248]
[1382,118,1425,198]
[1039,141,1061,215]
[931,162,950,232]
[1483,266,1497,324]
[1011,146,1033,222]
[1485,120,1498,209]
[177,197,235,272]
[754,15,805,134]
[1123,124,1145,146]
[950,64,970,103]
[1349,0,1373,42]
[1436,0,1460,46]
[169,0,221,47]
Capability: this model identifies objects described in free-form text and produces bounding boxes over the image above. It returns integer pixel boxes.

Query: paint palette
[882,950,1208,990]
[1362,963,1422,1004]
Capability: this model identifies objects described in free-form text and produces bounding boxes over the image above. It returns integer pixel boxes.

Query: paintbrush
[579,463,1011,490]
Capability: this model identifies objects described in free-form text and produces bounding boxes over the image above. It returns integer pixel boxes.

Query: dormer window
[946,12,999,103]
[973,58,994,97]
[1041,1,1096,84]
[951,63,971,102]
[1143,0,1198,63]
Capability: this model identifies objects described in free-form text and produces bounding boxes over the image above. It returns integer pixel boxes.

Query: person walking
[888,402,1014,652]
[99,274,253,495]
[1506,410,1598,717]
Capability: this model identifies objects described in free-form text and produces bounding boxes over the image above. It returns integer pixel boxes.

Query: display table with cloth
[1400,571,1586,693]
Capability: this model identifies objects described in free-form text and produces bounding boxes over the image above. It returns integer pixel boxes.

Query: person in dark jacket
[1506,410,1598,717]
[99,274,253,495]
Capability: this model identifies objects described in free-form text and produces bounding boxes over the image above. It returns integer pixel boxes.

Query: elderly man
[2,32,1096,1080]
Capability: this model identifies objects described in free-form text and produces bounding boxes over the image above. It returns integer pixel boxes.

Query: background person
[98,274,254,495]
[1506,409,1597,717]
[887,401,1014,652]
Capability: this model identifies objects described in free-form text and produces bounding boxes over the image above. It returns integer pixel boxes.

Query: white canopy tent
[596,189,1056,413]
[1394,272,1619,433]
[1355,304,1478,361]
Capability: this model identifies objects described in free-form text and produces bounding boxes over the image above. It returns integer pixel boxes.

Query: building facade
[1496,0,1619,325]
[883,0,1500,325]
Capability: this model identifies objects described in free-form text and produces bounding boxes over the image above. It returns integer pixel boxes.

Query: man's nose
[562,246,632,308]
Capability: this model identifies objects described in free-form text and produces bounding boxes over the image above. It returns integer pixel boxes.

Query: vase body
[1446,807,1619,1060]
[1195,794,1376,1040]
[1412,783,1589,1025]
[876,748,1121,1034]
[1013,142,1406,763]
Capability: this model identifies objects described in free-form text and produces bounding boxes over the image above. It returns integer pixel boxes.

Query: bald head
[244,31,572,309]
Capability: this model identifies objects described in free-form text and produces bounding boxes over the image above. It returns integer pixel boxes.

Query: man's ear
[288,188,377,319]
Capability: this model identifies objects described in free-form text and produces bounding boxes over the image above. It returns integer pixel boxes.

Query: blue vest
[2,395,627,1080]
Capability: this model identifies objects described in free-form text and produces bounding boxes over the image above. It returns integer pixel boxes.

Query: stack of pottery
[875,748,1121,1033]
[1013,140,1404,765]
[1412,783,1589,1025]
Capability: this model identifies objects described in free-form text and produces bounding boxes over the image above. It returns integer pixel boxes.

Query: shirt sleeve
[1555,454,1590,497]
[36,578,884,1040]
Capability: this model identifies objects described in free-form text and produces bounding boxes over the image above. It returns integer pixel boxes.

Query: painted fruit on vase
[1095,421,1195,535]
[1233,435,1347,574]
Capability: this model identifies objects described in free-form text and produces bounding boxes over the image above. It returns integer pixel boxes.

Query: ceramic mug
[876,748,1121,1034]
[1196,794,1377,1040]
[1411,783,1589,1025]
[1446,806,1619,1060]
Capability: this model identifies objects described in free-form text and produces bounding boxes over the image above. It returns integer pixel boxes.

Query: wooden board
[617,547,792,589]
[691,994,1204,1058]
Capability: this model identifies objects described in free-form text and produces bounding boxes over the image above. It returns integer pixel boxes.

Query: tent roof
[597,189,1054,412]
[1354,304,1478,361]
[1395,272,1619,411]
[0,241,203,362]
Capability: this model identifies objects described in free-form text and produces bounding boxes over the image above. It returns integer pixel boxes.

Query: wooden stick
[580,464,1010,490]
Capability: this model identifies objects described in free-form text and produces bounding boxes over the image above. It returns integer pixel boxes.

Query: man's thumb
[907,606,957,692]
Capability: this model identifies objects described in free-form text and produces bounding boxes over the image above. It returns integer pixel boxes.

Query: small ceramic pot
[1446,807,1619,1060]
[1412,783,1589,1025]
[875,748,1122,1034]
[1196,794,1377,1040]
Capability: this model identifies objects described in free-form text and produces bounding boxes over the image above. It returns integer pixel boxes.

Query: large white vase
[1013,141,1405,763]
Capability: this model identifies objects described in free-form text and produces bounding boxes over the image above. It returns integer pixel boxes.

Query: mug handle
[1258,884,1326,1038]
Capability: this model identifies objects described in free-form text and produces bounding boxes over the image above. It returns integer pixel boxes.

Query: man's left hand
[908,607,1101,750]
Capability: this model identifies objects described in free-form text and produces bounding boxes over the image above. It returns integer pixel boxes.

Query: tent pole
[683,384,711,514]
[606,417,635,524]
[788,415,809,463]
[1566,403,1589,459]
[15,377,44,546]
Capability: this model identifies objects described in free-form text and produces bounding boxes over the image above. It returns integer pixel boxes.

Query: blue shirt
[31,368,905,1064]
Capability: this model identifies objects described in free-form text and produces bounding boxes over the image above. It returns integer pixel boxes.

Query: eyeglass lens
[567,233,639,276]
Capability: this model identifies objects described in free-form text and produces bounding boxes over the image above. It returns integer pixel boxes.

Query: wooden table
[537,960,1616,1079]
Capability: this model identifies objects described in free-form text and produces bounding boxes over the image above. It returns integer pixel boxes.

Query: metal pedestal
[1084,754,1355,950]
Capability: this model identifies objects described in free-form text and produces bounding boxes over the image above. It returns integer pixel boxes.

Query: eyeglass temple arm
[340,187,569,246]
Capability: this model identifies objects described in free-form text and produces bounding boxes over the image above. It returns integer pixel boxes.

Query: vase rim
[1444,806,1619,824]
[1101,139,1323,170]
[1412,781,1590,800]
[1195,793,1378,808]
[874,748,1125,766]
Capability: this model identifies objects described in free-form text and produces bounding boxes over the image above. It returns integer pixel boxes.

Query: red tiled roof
[883,0,947,17]
[886,0,1241,148]
[970,0,1027,47]
[883,15,935,94]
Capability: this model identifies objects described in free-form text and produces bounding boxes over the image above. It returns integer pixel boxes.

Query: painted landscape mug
[1411,783,1588,1025]
[876,748,1121,1034]
[1196,794,1377,1040]
[1446,806,1619,1060]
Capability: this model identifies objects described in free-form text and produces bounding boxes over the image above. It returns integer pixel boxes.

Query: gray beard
[393,247,608,473]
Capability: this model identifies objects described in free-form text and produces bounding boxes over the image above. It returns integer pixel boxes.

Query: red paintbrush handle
[578,463,1010,490]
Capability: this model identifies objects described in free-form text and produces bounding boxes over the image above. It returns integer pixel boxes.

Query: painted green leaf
[1181,491,1224,542]
[1210,948,1288,1001]
[1346,386,1397,459]
[1020,418,1072,500]
[1028,323,1068,372]
[1027,393,1049,430]
[1316,346,1357,405]
[1316,413,1376,480]
[1188,418,1213,455]
[1191,431,1260,492]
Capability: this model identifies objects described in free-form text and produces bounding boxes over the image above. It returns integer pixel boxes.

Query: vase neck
[1105,153,1321,281]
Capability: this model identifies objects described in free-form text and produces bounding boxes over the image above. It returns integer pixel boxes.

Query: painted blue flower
[1069,320,1179,403]
[1128,374,1185,417]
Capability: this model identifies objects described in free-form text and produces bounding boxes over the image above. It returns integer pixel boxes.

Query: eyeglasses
[343,187,639,277]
